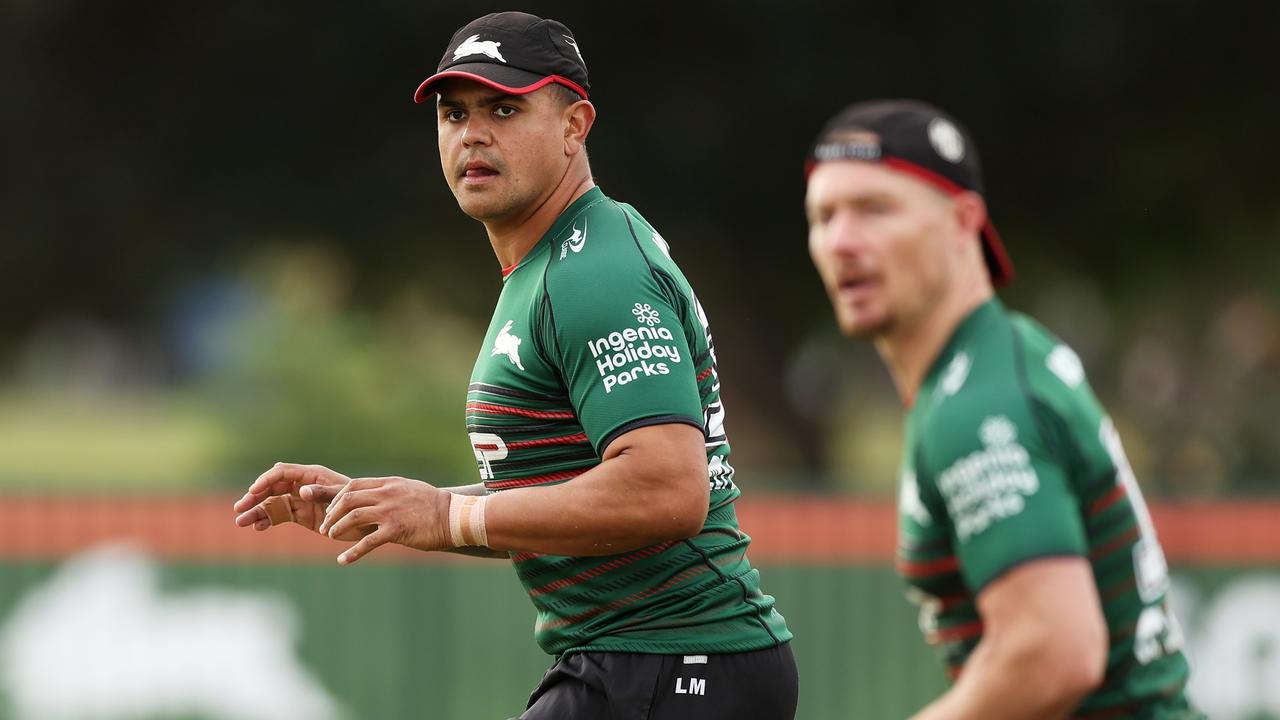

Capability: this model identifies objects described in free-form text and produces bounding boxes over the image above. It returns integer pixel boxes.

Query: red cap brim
[414,66,588,104]
[979,219,1015,287]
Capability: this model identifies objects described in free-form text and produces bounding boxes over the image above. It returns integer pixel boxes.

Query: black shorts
[518,643,798,720]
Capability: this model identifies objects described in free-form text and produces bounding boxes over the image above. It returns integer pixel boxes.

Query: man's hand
[306,476,454,565]
[232,463,364,539]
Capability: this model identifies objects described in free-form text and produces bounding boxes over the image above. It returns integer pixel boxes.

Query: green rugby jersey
[897,299,1199,718]
[465,187,791,656]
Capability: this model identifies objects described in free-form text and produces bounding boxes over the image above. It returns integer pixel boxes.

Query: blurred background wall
[1,1,1277,718]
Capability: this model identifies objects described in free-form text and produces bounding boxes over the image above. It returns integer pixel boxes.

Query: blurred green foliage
[200,248,481,486]
[0,390,227,491]
[0,247,481,490]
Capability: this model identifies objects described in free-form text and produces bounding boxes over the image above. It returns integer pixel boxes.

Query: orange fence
[0,495,1276,564]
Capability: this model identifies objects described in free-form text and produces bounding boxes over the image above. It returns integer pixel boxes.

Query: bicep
[600,423,709,525]
[977,557,1104,641]
[976,557,1108,677]
[601,422,706,470]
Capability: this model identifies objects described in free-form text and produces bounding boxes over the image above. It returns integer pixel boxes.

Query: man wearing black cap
[805,100,1202,719]
[234,11,797,720]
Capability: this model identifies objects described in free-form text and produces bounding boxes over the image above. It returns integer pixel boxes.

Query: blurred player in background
[804,99,1202,719]
[234,11,796,720]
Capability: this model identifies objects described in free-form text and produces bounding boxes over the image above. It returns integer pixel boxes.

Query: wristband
[448,494,490,547]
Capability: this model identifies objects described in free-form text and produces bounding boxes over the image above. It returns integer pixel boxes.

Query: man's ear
[953,190,988,240]
[564,100,596,156]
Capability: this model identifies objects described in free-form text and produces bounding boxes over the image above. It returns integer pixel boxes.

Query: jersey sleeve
[918,401,1088,592]
[539,210,703,454]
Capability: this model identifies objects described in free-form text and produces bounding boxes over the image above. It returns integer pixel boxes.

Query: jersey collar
[542,186,606,246]
[500,187,607,281]
[918,297,1005,402]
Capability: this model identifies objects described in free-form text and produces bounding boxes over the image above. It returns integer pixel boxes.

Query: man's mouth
[836,274,880,300]
[462,161,499,184]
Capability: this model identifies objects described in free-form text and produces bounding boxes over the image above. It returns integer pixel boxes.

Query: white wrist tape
[448,494,489,548]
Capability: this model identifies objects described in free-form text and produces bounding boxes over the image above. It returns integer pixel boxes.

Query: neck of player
[876,266,993,407]
[487,162,595,270]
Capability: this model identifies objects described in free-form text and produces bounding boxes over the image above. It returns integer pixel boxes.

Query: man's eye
[494,106,517,118]
[807,208,832,227]
[442,109,465,122]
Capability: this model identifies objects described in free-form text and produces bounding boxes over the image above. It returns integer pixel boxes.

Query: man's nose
[461,116,492,148]
[823,211,867,256]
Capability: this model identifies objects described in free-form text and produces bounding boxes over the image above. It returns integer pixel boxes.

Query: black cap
[807,99,1015,287]
[414,12,590,103]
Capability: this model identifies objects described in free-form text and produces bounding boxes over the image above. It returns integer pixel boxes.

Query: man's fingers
[233,463,302,513]
[320,480,358,520]
[337,527,393,566]
[233,463,350,514]
[234,504,268,528]
[325,507,378,542]
[233,490,264,514]
[317,478,386,533]
[234,496,295,531]
[300,484,340,504]
[317,488,380,536]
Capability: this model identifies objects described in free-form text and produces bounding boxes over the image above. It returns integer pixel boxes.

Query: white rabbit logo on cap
[928,118,965,163]
[453,35,506,63]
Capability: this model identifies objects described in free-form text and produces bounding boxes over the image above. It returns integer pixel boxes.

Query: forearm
[303,426,709,564]
[483,451,707,557]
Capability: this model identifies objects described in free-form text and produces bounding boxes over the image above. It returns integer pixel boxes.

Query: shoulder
[1006,312,1110,450]
[912,346,1057,543]
[533,197,691,349]
[928,307,1101,432]
[917,358,1040,476]
[915,307,1107,480]
[1007,312,1095,397]
[914,312,1052,478]
[543,197,678,303]
[550,197,650,268]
